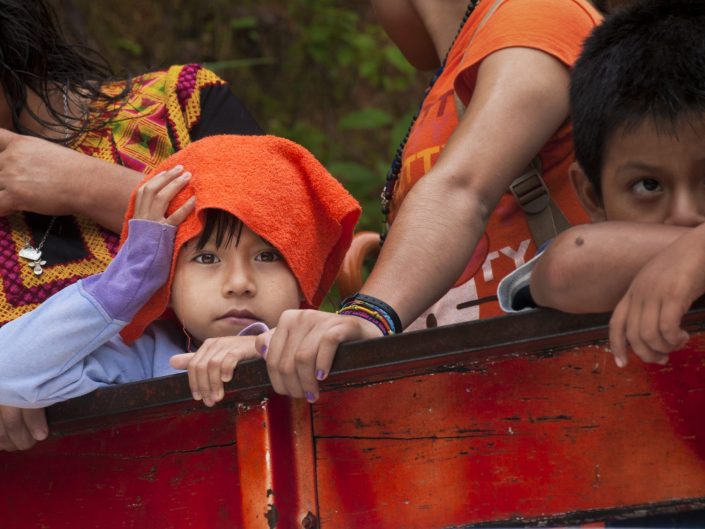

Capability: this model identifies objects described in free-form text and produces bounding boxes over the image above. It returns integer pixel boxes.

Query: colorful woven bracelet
[338,307,390,336]
[342,293,402,333]
[343,303,393,334]
[339,293,402,335]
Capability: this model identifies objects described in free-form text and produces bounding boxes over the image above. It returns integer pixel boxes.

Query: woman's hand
[255,310,383,402]
[0,129,143,232]
[170,336,261,407]
[132,166,195,226]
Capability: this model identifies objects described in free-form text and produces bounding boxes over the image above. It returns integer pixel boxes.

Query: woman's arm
[363,46,573,325]
[262,46,577,401]
[0,130,142,232]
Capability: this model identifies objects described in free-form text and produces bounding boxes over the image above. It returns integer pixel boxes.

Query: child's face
[572,117,705,226]
[170,224,301,343]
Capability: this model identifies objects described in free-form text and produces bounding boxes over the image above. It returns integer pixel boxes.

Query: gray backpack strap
[510,158,571,248]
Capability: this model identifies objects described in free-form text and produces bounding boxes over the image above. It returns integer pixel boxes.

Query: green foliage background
[52,0,427,233]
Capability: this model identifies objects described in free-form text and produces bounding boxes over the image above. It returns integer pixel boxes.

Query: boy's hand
[169,336,260,407]
[133,165,195,226]
[255,310,384,403]
[609,227,705,367]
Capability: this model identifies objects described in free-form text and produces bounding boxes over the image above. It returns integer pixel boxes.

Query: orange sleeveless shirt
[389,0,601,320]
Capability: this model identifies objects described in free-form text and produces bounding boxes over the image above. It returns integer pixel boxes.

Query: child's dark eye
[194,253,220,264]
[255,250,281,262]
[632,178,662,195]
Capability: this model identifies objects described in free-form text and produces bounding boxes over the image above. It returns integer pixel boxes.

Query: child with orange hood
[0,135,360,408]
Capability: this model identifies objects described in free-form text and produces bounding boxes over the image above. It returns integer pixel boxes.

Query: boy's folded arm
[529,222,689,313]
[0,219,175,407]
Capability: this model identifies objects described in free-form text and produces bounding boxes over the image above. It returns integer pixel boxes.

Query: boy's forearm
[531,222,688,313]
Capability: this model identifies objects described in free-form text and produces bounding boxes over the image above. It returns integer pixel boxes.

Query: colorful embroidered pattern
[0,65,226,325]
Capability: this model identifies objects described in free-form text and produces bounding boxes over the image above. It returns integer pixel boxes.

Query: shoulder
[461,0,602,71]
[492,0,601,29]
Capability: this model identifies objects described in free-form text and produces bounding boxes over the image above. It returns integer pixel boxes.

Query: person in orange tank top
[258,0,629,403]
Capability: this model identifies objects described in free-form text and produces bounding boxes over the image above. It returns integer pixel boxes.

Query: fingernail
[171,165,184,172]
[315,369,326,381]
[216,389,224,400]
[305,391,316,403]
[615,357,625,368]
[260,345,267,359]
[192,392,202,401]
[33,428,48,441]
[180,172,191,179]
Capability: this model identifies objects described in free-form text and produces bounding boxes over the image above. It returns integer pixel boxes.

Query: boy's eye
[631,178,662,195]
[255,250,281,262]
[194,253,220,264]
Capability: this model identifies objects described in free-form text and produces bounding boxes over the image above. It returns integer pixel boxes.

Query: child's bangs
[196,209,244,249]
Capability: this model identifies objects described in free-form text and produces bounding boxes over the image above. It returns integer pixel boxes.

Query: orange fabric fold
[120,135,360,343]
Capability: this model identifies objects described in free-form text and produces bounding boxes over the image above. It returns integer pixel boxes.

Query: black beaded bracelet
[339,293,402,334]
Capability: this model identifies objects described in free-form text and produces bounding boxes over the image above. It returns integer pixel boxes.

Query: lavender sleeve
[0,220,177,407]
[82,219,175,321]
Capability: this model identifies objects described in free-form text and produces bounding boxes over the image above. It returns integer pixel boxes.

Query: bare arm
[362,47,573,326]
[531,222,688,313]
[0,130,142,233]
[262,47,581,402]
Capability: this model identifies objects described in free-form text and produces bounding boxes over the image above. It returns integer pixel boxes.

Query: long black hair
[0,0,129,143]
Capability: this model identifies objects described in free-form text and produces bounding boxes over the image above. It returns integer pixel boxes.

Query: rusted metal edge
[469,496,705,527]
[46,304,705,429]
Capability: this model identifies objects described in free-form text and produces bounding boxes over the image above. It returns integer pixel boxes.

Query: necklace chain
[18,88,70,275]
[381,0,480,238]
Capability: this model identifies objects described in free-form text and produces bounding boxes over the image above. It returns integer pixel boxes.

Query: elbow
[530,227,592,313]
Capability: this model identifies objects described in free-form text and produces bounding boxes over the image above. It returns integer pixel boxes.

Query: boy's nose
[223,264,256,296]
[665,194,705,228]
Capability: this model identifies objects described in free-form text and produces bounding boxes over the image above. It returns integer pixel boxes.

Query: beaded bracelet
[337,293,402,336]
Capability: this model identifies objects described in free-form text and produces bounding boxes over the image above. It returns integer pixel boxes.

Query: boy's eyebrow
[616,161,659,172]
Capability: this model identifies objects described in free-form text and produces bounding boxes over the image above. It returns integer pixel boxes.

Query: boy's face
[170,224,301,343]
[572,117,705,226]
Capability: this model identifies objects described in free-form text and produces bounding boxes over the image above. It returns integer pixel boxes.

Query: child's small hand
[170,335,260,407]
[133,165,195,226]
[609,229,705,367]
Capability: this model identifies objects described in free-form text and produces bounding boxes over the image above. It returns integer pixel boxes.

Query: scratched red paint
[314,343,705,528]
[0,408,244,529]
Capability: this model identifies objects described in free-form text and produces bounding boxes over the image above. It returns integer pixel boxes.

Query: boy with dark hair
[498,0,705,368]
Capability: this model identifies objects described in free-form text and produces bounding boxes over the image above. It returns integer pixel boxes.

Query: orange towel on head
[120,135,361,343]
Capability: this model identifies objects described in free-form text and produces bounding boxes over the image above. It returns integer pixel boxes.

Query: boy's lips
[216,309,258,324]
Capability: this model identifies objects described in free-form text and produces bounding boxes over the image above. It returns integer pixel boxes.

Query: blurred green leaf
[339,108,393,130]
[384,45,415,74]
[113,38,142,57]
[328,161,374,183]
[230,15,258,30]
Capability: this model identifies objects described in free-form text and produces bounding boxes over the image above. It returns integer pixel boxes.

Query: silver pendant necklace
[18,216,56,275]
[17,89,70,276]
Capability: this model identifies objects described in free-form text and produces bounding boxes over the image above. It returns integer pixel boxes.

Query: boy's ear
[570,162,606,222]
